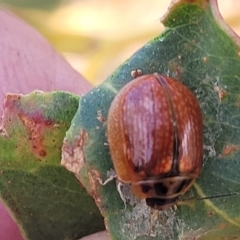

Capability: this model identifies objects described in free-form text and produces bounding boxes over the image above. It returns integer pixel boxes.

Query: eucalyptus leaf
[0,91,104,240]
[62,0,240,239]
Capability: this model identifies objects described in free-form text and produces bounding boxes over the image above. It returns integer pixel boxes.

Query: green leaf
[62,0,240,239]
[0,0,62,10]
[0,91,104,240]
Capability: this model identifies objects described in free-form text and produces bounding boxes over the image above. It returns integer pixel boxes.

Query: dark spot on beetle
[146,196,178,209]
[172,134,180,174]
[134,166,139,172]
[154,183,168,196]
[134,163,143,173]
[175,179,192,194]
[173,134,179,158]
[141,184,151,193]
[175,179,187,193]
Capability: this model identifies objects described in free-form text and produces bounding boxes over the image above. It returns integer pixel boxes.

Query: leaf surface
[0,91,104,240]
[62,0,240,239]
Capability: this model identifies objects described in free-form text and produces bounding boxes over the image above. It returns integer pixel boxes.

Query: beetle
[107,74,203,210]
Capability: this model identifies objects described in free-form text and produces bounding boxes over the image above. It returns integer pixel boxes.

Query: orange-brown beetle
[107,74,203,210]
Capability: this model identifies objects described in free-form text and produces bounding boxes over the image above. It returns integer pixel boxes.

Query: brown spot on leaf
[0,126,9,137]
[223,144,238,156]
[45,119,54,126]
[168,59,183,78]
[235,102,240,107]
[61,130,88,175]
[19,114,51,159]
[203,57,208,63]
[96,110,106,123]
[235,96,240,107]
[39,149,47,157]
[214,86,227,101]
[88,170,101,201]
[88,169,106,214]
[218,223,228,229]
[208,211,214,216]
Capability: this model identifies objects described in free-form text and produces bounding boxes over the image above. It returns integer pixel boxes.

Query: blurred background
[0,0,239,86]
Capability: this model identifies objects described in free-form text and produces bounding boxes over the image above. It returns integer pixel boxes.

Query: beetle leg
[117,181,127,211]
[98,169,117,185]
[99,173,117,185]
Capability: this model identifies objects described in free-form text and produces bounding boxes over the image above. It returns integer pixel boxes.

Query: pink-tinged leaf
[0,91,104,240]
